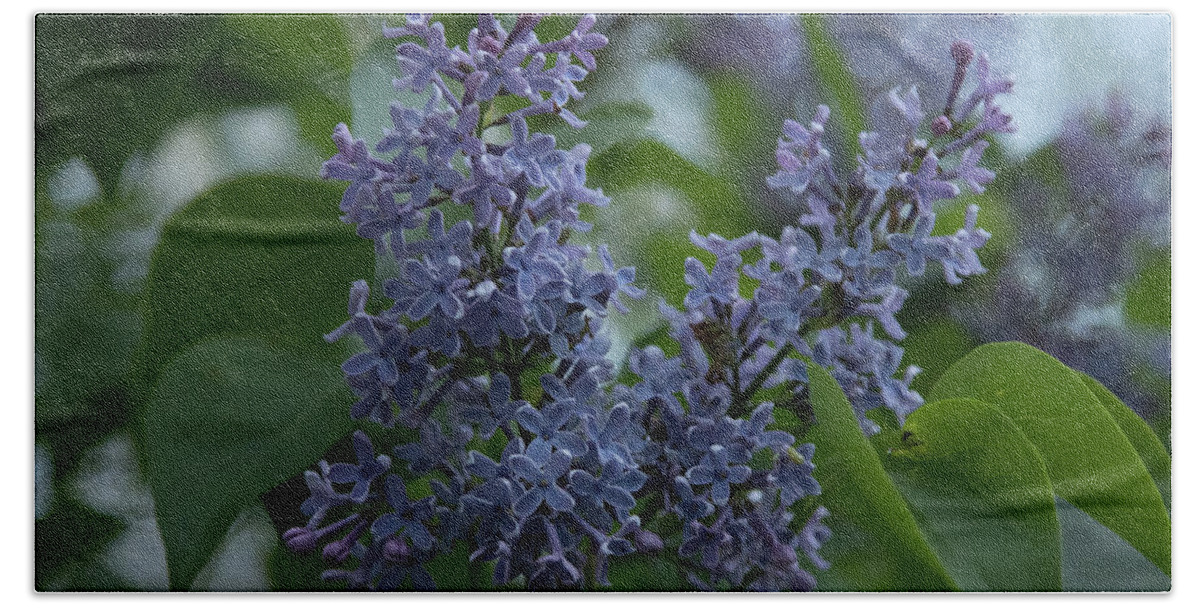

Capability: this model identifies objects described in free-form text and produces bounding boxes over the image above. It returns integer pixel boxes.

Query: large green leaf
[143,336,356,589]
[1056,498,1170,591]
[132,175,373,587]
[887,398,1061,591]
[132,175,374,390]
[804,362,956,591]
[1077,373,1171,513]
[929,342,1171,576]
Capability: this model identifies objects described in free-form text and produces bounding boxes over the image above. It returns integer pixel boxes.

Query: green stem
[731,342,796,418]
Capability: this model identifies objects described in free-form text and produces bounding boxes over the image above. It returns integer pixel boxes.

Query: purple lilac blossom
[613,38,1008,585]
[290,14,1008,591]
[299,13,654,590]
[290,13,826,591]
[633,37,1010,436]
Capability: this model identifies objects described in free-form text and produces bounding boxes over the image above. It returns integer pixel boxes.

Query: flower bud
[283,527,318,553]
[323,538,354,563]
[931,115,953,136]
[322,518,368,563]
[951,39,975,67]
[383,537,411,562]
[632,529,664,553]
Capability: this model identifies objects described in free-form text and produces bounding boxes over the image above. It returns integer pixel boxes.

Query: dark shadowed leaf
[143,337,355,589]
[1057,498,1170,591]
[930,342,1171,576]
[887,398,1061,591]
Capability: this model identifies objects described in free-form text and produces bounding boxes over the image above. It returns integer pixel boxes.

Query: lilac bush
[283,14,1010,590]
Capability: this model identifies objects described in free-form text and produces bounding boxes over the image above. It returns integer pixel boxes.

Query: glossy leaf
[142,337,356,589]
[929,342,1171,576]
[132,175,374,390]
[1057,497,1170,591]
[132,175,373,587]
[887,398,1061,591]
[803,361,956,591]
[1077,372,1171,512]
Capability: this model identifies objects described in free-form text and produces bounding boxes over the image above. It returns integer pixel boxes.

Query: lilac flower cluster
[966,95,1170,416]
[666,38,1009,435]
[284,14,1007,591]
[606,38,1011,587]
[293,14,656,589]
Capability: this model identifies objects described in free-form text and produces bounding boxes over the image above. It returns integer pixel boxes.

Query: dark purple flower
[328,431,392,503]
[509,447,576,518]
[373,475,436,551]
[686,445,752,506]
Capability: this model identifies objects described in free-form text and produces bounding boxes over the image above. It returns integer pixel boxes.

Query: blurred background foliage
[34,13,1170,590]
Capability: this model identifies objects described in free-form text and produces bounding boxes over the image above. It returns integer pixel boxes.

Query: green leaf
[1077,373,1171,513]
[898,319,977,397]
[929,342,1171,575]
[800,14,867,161]
[133,175,374,390]
[143,336,356,589]
[221,15,354,155]
[587,138,759,307]
[887,398,1061,591]
[804,362,957,591]
[1056,497,1170,591]
[1124,249,1170,329]
[132,175,372,588]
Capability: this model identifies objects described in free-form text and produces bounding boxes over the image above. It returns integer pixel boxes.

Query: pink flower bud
[931,115,953,136]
